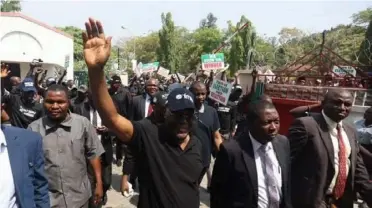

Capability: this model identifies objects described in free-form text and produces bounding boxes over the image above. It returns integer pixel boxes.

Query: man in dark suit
[288,89,372,208]
[74,90,113,207]
[108,75,133,167]
[132,78,159,121]
[1,125,49,208]
[211,100,292,208]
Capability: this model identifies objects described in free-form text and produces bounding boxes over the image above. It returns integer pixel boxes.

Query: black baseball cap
[110,75,121,84]
[46,77,57,86]
[77,85,88,93]
[151,91,169,107]
[21,77,37,92]
[166,88,195,112]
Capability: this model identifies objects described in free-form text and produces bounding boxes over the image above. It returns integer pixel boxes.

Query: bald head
[145,78,159,96]
[145,78,158,86]
[323,89,352,103]
[10,76,21,86]
[258,94,272,103]
[322,89,353,122]
[189,81,206,93]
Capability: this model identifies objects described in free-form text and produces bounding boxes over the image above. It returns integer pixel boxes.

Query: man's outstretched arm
[82,17,133,143]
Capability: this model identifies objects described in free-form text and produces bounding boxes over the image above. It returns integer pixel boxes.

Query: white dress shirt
[322,111,351,194]
[250,133,282,208]
[0,129,18,208]
[90,108,102,141]
[144,94,151,117]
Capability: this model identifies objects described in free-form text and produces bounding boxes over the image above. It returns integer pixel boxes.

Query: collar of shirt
[322,110,342,130]
[249,132,272,153]
[146,93,151,101]
[197,104,205,113]
[44,114,73,130]
[0,129,7,152]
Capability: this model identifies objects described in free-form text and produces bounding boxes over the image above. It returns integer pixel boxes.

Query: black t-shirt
[3,94,43,128]
[109,86,133,119]
[193,104,220,167]
[216,101,237,134]
[130,116,203,208]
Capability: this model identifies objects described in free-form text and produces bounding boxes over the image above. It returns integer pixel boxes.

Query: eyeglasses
[165,109,194,119]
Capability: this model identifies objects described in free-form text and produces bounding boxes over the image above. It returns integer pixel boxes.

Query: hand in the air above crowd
[1,63,10,78]
[82,18,112,70]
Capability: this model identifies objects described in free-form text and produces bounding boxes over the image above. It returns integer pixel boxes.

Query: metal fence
[264,83,372,107]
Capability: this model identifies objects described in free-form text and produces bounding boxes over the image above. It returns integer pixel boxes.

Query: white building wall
[0,14,74,80]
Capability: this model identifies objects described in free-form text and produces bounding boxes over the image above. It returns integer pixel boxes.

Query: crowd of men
[1,17,372,208]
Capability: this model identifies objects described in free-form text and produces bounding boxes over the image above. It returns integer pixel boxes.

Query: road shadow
[199,187,210,207]
[129,195,139,206]
[111,173,122,192]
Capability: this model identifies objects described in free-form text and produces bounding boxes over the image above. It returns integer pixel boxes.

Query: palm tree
[1,0,22,12]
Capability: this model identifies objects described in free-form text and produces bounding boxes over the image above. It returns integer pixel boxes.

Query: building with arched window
[0,12,73,84]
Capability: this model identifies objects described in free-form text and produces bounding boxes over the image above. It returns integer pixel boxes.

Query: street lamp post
[121,26,136,60]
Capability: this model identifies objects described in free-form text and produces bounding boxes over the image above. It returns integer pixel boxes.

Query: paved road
[103,164,210,208]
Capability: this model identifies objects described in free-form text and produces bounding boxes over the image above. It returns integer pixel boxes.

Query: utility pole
[117,47,120,70]
[213,22,250,54]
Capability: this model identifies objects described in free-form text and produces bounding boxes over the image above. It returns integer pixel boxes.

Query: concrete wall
[0,13,74,80]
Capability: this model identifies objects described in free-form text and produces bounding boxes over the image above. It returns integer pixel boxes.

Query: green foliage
[118,32,159,69]
[352,7,372,25]
[228,16,256,75]
[1,0,21,12]
[199,13,218,29]
[59,9,372,76]
[357,20,372,65]
[157,12,176,72]
[57,26,121,72]
[56,26,85,70]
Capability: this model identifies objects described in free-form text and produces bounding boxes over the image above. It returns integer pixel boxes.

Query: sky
[19,0,372,43]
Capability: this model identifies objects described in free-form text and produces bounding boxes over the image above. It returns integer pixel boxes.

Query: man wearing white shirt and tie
[211,100,292,208]
[132,78,159,121]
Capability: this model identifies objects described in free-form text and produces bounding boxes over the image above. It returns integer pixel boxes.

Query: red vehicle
[255,33,372,135]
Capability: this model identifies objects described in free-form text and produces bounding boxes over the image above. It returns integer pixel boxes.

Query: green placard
[201,53,225,70]
[142,62,159,72]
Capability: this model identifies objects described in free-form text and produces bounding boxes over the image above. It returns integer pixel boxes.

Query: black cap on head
[78,85,88,93]
[110,75,121,84]
[166,88,195,112]
[46,77,57,86]
[151,91,169,107]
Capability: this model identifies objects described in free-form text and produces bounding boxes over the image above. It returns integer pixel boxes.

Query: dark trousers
[361,144,372,179]
[123,144,138,188]
[88,163,112,208]
[198,166,209,185]
[116,139,124,161]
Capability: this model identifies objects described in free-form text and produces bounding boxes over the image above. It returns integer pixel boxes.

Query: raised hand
[1,63,10,78]
[82,18,112,70]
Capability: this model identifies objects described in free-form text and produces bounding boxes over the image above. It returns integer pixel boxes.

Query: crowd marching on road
[1,17,372,208]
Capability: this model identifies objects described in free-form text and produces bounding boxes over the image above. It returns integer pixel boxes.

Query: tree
[228,16,256,75]
[57,26,85,70]
[277,27,308,65]
[352,7,372,26]
[157,12,177,72]
[118,32,160,68]
[199,13,218,28]
[58,26,121,72]
[357,20,372,65]
[1,0,21,12]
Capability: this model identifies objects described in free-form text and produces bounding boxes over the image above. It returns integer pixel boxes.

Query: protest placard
[201,53,225,70]
[208,79,232,106]
[157,67,170,77]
